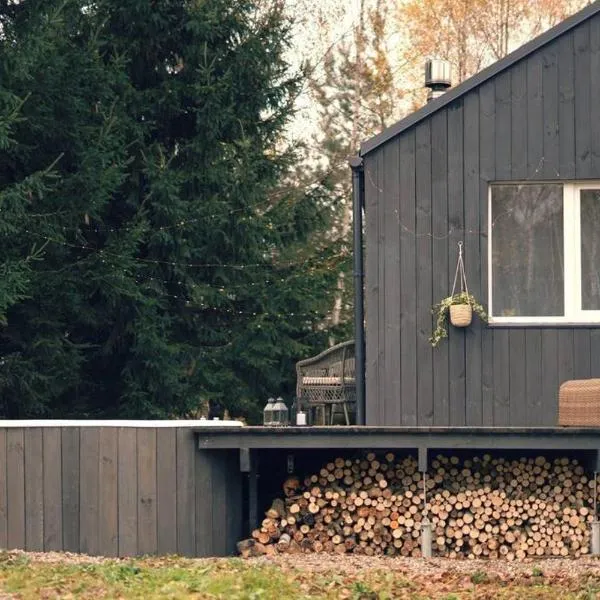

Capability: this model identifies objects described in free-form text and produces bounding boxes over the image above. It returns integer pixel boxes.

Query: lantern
[263,397,275,426]
[271,397,289,426]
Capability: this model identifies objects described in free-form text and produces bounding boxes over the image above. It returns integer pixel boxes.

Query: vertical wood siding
[0,427,241,557]
[364,16,600,425]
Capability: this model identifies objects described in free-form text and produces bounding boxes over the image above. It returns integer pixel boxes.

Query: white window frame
[488,181,600,325]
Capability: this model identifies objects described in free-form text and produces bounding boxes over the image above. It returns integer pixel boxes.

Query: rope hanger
[451,241,469,298]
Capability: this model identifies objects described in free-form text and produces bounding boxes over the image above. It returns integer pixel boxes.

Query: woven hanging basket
[450,303,472,328]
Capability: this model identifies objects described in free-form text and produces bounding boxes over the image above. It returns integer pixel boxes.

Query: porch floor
[195,426,600,451]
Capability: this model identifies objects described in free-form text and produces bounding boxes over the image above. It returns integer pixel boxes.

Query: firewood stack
[237,452,600,559]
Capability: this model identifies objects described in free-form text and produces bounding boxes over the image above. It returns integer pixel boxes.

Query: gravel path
[253,554,600,578]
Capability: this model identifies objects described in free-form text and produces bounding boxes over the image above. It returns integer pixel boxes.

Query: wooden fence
[0,424,242,557]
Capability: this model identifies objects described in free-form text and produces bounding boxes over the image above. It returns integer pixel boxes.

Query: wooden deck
[196,426,600,452]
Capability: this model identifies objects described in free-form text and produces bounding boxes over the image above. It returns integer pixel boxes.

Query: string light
[364,156,559,240]
[22,228,349,270]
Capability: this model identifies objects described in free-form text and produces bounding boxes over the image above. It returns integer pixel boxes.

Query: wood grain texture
[24,428,43,551]
[526,52,544,178]
[558,31,576,178]
[510,61,527,181]
[574,22,592,178]
[79,428,100,555]
[524,330,543,426]
[156,428,177,555]
[6,429,25,550]
[508,330,526,426]
[492,330,510,426]
[542,42,560,179]
[42,428,62,551]
[61,428,79,553]
[383,141,401,425]
[99,428,118,557]
[399,131,417,425]
[363,154,380,425]
[176,428,196,556]
[431,109,449,425]
[463,91,482,426]
[447,100,466,426]
[479,81,495,426]
[137,428,157,555]
[117,428,137,557]
[558,329,575,386]
[415,121,434,425]
[573,330,591,380]
[377,149,386,426]
[540,330,559,426]
[495,71,512,181]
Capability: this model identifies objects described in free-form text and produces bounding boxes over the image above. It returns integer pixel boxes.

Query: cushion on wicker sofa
[302,376,356,385]
[558,378,600,426]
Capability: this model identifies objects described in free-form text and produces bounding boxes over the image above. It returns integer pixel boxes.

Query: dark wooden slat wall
[431,109,449,426]
[364,153,380,425]
[415,121,434,425]
[447,101,466,426]
[399,132,417,426]
[0,427,242,557]
[364,16,600,426]
[383,140,401,425]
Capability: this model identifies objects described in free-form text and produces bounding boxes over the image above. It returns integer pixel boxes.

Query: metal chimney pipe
[425,58,451,102]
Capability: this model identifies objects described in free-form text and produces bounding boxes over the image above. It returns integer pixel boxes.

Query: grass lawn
[0,551,600,599]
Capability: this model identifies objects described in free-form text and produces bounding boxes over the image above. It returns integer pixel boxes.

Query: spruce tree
[0,0,339,421]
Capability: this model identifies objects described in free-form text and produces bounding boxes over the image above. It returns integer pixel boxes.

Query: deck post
[240,448,259,532]
[418,447,432,557]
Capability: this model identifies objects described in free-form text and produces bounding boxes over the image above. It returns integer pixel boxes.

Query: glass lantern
[271,397,289,426]
[263,397,275,426]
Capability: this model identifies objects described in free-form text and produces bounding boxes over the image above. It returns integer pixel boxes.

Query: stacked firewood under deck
[238,451,598,559]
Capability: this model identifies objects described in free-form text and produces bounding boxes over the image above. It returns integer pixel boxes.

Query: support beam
[418,447,428,473]
[241,449,259,532]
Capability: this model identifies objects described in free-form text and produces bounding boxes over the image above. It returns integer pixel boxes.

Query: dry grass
[0,551,600,599]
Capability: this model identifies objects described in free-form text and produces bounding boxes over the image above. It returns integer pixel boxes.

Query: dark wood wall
[0,427,241,557]
[364,14,600,426]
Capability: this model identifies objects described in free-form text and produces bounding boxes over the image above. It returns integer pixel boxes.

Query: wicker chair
[296,340,355,425]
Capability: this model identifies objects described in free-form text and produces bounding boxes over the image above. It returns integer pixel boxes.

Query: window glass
[492,184,564,317]
[581,189,600,310]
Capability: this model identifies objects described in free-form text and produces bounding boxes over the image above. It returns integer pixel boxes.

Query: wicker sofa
[295,340,355,425]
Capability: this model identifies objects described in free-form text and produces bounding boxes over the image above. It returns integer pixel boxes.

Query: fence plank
[157,428,177,555]
[99,428,118,557]
[176,428,196,556]
[0,430,7,549]
[137,428,157,555]
[6,429,25,550]
[61,428,80,552]
[79,427,100,555]
[24,428,44,551]
[117,428,137,557]
[43,428,62,551]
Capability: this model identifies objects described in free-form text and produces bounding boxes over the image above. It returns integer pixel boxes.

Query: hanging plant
[429,241,487,348]
[430,291,487,347]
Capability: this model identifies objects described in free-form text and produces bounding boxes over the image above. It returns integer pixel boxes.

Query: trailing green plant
[429,291,487,348]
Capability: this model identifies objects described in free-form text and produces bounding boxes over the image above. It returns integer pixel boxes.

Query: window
[489,182,600,324]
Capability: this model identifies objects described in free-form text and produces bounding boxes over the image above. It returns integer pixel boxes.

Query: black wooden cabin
[355,1,600,427]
